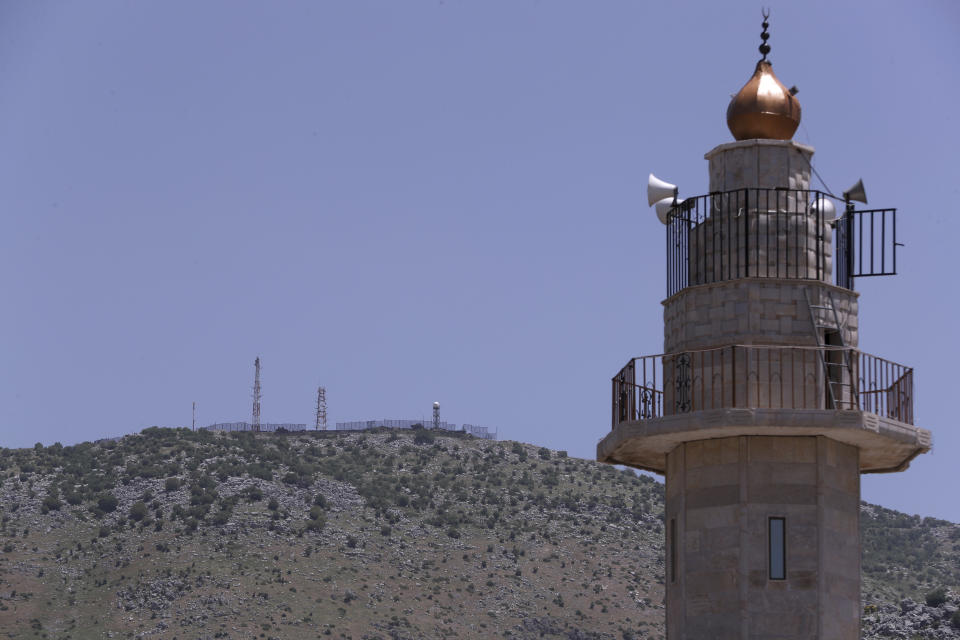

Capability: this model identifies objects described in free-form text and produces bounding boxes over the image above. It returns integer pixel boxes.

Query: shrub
[243,486,264,502]
[188,504,210,520]
[128,502,148,522]
[194,474,217,490]
[537,447,551,461]
[304,516,325,532]
[267,498,279,512]
[97,494,118,513]
[413,431,435,445]
[189,486,217,506]
[41,494,62,512]
[165,477,181,492]
[380,526,391,536]
[925,586,948,607]
[247,463,273,481]
[951,609,960,630]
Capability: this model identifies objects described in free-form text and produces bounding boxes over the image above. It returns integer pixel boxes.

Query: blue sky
[2,1,958,522]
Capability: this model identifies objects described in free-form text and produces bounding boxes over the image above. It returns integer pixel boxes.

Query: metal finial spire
[759,9,771,62]
[727,6,801,141]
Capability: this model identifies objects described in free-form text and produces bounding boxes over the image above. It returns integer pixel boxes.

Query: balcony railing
[611,345,914,428]
[664,188,897,297]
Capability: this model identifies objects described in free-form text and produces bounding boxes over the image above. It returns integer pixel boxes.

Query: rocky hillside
[0,428,956,639]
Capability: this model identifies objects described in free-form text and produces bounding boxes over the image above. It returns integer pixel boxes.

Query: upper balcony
[600,345,930,474]
[664,188,897,298]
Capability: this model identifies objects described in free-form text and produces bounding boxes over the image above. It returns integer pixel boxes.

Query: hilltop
[0,428,957,639]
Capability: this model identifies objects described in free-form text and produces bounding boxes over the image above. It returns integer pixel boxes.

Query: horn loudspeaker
[647,174,678,207]
[811,197,837,221]
[843,179,868,205]
[654,197,683,225]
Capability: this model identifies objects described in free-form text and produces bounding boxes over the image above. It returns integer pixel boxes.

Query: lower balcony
[612,345,913,427]
[600,345,930,474]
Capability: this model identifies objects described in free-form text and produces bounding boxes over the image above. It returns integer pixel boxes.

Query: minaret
[598,14,930,640]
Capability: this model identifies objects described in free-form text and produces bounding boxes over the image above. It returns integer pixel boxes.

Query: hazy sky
[3,1,959,522]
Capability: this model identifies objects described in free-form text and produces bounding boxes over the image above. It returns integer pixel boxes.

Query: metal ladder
[805,289,859,410]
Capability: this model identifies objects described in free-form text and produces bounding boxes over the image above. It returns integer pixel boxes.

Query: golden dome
[726,59,801,141]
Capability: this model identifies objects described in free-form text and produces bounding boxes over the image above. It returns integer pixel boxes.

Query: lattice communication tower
[315,386,327,430]
[252,357,261,433]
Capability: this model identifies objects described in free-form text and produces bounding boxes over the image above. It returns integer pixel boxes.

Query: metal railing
[611,345,913,428]
[201,422,308,432]
[666,188,831,297]
[836,206,898,290]
[664,188,898,297]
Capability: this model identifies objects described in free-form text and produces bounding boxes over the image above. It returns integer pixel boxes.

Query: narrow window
[669,518,677,583]
[769,517,786,580]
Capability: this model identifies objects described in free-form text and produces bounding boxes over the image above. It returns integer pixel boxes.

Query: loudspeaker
[810,197,837,221]
[843,179,867,204]
[647,173,678,207]
[654,197,683,225]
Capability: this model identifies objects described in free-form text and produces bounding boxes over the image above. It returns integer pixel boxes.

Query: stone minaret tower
[597,17,931,640]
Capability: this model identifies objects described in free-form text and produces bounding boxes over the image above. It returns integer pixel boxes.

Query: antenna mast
[192,401,196,431]
[315,386,327,430]
[252,357,261,432]
[432,401,440,430]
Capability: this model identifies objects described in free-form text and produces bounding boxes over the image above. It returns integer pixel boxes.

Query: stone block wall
[662,280,858,354]
[664,435,860,640]
[706,139,814,193]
